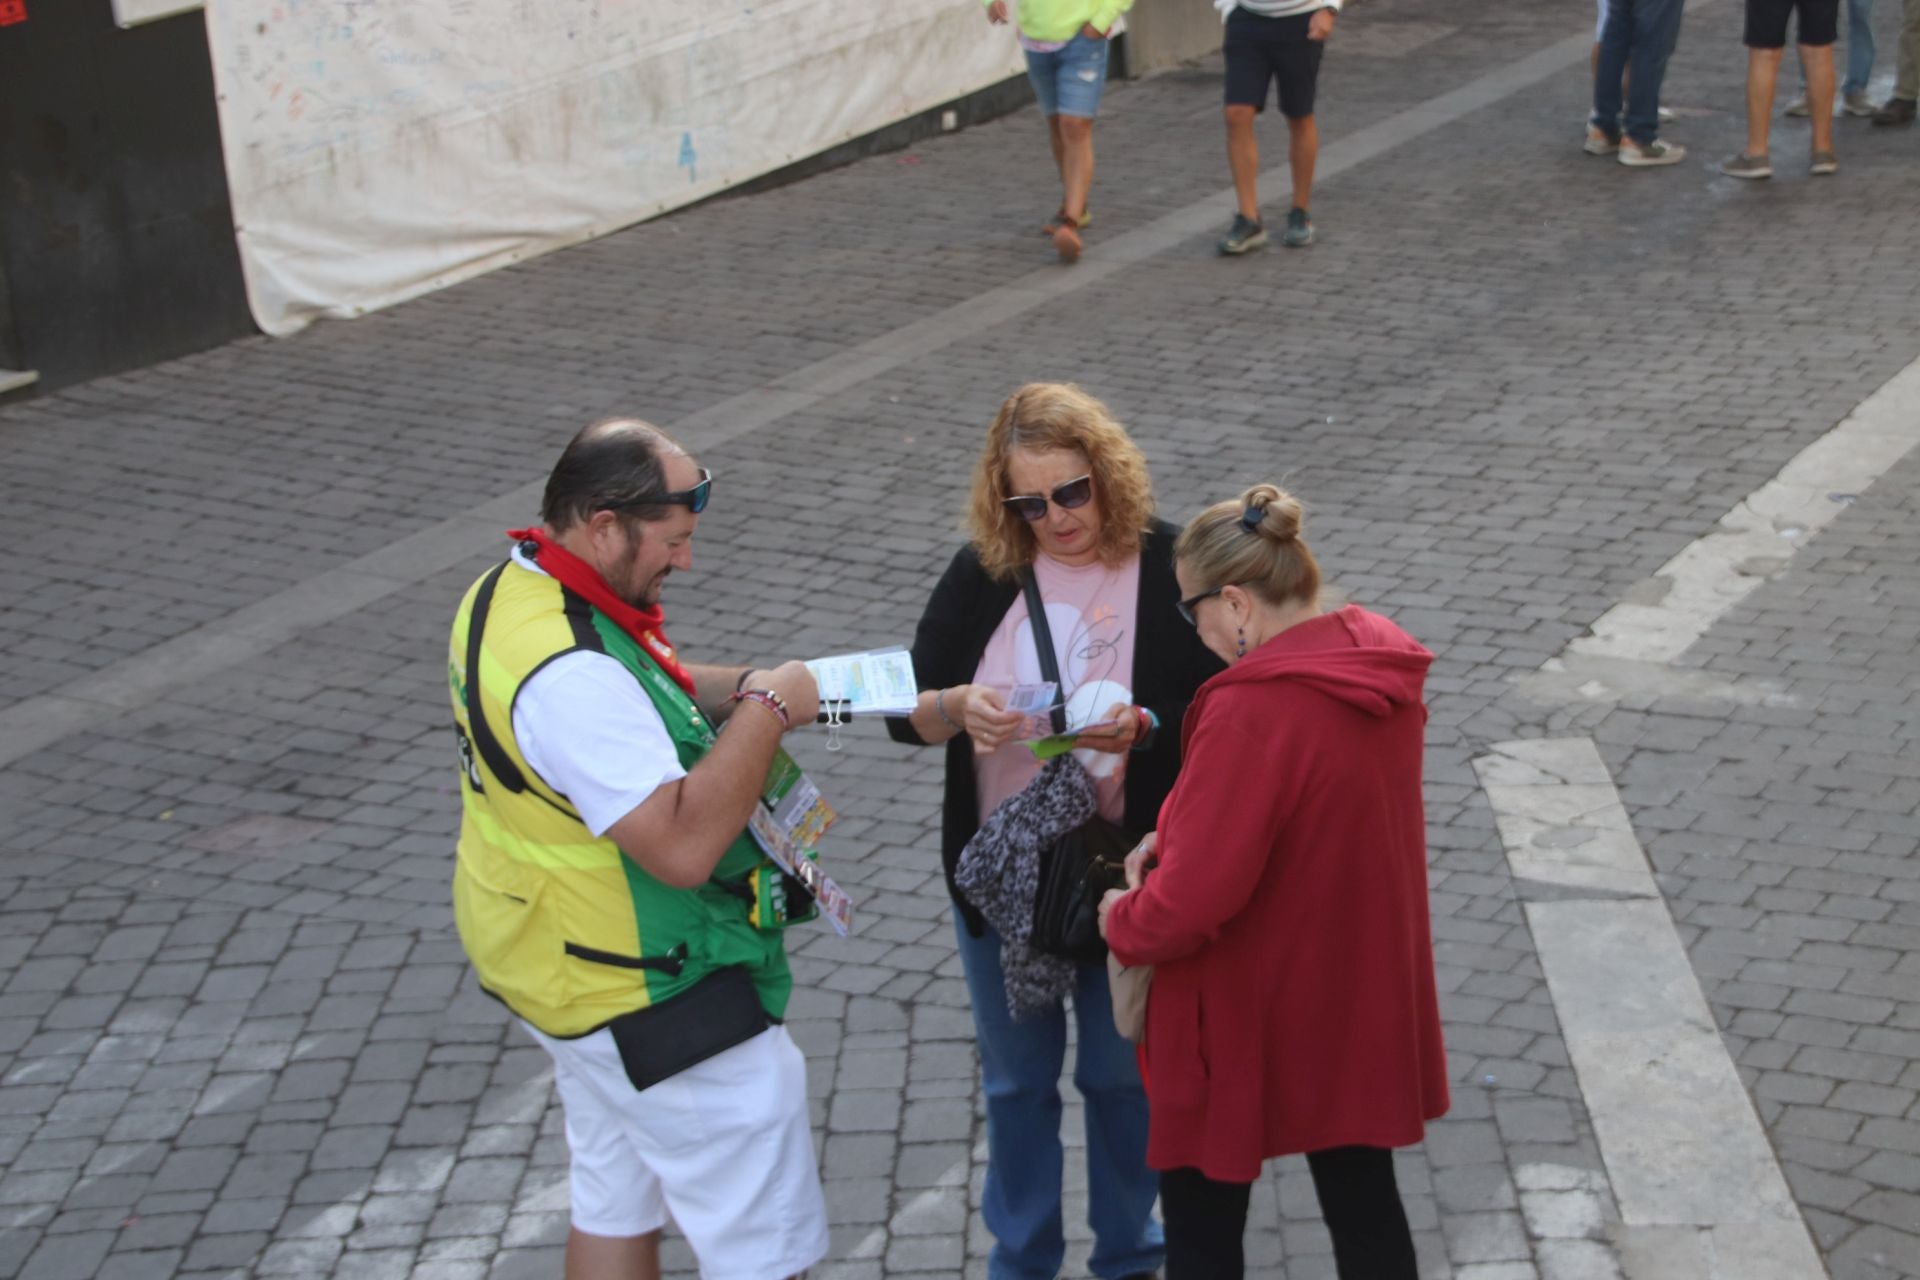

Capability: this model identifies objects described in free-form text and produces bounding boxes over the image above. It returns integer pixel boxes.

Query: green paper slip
[1025,718,1122,760]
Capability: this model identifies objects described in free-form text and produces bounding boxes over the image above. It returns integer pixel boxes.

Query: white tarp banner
[203,0,1026,336]
[112,0,203,29]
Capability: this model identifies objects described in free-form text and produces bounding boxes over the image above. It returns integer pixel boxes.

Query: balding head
[541,417,693,533]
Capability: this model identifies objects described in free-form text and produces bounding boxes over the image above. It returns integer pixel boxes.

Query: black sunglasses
[1176,583,1248,627]
[604,467,713,515]
[1002,474,1093,523]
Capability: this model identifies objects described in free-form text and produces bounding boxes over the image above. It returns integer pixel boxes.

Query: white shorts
[524,1022,829,1280]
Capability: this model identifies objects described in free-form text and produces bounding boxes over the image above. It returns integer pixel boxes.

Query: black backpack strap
[1021,572,1068,736]
[464,562,529,795]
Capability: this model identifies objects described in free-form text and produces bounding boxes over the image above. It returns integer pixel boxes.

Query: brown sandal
[1041,208,1091,236]
[1051,220,1083,263]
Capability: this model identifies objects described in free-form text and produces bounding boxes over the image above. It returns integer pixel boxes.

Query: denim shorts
[1026,34,1110,118]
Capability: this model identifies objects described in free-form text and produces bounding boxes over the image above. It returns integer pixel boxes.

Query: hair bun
[1241,483,1302,543]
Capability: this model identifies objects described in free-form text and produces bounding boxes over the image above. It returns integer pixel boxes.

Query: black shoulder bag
[1022,574,1133,965]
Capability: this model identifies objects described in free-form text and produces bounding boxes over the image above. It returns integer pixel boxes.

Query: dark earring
[1235,627,1247,659]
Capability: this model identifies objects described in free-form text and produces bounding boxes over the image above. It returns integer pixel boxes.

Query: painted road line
[0,27,1607,771]
[1557,352,1920,671]
[1476,738,1826,1280]
[1475,739,1659,899]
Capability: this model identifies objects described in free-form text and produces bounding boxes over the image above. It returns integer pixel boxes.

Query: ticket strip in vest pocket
[746,747,856,936]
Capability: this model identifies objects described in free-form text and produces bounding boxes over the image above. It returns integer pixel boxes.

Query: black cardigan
[887,521,1226,935]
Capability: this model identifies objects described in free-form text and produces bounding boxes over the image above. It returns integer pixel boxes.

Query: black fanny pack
[605,965,771,1092]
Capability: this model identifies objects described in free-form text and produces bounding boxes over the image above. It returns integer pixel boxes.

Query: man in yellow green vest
[448,418,828,1280]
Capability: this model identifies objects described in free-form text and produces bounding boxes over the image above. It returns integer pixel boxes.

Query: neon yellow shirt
[993,0,1134,44]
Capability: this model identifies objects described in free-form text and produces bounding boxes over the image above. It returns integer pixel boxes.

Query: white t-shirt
[506,549,686,837]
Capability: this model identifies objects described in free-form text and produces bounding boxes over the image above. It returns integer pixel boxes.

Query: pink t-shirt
[974,552,1141,826]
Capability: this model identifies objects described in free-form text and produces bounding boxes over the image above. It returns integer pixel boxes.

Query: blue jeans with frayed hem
[953,911,1164,1280]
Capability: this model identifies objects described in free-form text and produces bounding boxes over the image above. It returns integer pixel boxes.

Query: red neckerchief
[507,528,697,696]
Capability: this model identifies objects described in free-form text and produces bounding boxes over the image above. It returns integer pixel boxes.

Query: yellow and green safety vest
[448,558,793,1039]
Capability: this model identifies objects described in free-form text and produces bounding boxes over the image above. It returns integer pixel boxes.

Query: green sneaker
[1282,207,1314,247]
[1218,213,1268,256]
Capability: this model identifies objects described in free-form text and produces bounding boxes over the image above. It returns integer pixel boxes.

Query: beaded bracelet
[1130,705,1159,753]
[934,687,963,734]
[730,689,790,730]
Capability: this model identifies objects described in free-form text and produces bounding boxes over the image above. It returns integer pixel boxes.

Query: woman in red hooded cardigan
[1099,483,1449,1280]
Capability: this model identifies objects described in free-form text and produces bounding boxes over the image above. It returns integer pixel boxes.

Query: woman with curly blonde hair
[887,383,1220,1280]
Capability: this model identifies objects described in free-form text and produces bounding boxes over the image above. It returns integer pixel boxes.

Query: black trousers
[1161,1146,1418,1280]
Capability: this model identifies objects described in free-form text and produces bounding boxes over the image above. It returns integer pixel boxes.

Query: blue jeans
[1845,0,1876,94]
[953,912,1164,1280]
[1592,0,1688,144]
[1025,34,1111,118]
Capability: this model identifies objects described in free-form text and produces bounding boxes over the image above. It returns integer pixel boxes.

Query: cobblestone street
[2,0,1918,1276]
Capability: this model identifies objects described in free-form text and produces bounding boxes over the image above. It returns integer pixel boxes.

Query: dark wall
[0,1,254,391]
[0,251,21,372]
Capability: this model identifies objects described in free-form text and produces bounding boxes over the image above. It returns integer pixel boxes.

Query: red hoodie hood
[1197,604,1432,718]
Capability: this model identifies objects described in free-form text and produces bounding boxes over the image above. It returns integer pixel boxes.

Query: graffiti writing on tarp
[203,0,1025,335]
[227,0,680,161]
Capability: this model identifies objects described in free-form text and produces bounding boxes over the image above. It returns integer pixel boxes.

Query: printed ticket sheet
[806,648,918,716]
[1002,682,1059,715]
[747,747,856,936]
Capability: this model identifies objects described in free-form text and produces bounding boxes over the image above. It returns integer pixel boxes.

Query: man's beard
[615,526,667,608]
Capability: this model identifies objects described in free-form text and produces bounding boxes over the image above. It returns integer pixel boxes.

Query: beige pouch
[1107,951,1153,1043]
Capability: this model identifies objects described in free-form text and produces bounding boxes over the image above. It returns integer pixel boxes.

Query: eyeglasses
[1002,474,1093,523]
[604,468,713,515]
[1176,583,1240,627]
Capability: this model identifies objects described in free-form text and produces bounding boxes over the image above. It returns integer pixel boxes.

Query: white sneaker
[1784,95,1810,117]
[1843,89,1875,116]
[1620,138,1687,166]
[1584,125,1621,155]
[1586,106,1678,124]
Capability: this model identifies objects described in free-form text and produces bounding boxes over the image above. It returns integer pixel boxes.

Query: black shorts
[1744,0,1839,47]
[1223,8,1326,119]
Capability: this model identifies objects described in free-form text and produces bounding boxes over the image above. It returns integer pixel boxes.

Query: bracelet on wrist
[934,687,963,734]
[730,689,790,730]
[735,668,755,695]
[1130,705,1159,753]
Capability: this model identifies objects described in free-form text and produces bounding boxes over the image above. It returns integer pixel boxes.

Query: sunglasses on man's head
[604,467,713,515]
[1002,474,1093,523]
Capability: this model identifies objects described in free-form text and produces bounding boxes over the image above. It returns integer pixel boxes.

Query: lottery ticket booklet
[745,746,856,937]
[805,648,918,717]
